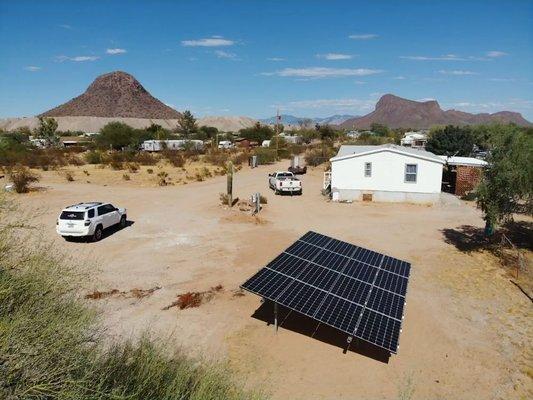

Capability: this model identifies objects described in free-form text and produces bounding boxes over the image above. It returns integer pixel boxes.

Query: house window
[364,162,372,177]
[405,164,418,183]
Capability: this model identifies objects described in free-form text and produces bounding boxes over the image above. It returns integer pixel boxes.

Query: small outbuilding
[328,144,445,203]
[439,156,487,196]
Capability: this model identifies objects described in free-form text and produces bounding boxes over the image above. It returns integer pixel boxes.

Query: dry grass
[85,286,161,300]
[163,285,224,311]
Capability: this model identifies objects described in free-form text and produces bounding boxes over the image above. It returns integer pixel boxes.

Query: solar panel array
[241,231,411,353]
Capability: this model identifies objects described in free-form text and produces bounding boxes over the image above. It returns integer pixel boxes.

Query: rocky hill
[40,71,181,119]
[340,94,531,129]
[197,116,258,132]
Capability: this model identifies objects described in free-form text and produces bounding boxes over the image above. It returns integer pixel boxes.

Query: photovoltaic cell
[241,231,411,354]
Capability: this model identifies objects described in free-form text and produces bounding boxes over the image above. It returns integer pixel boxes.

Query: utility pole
[275,108,280,160]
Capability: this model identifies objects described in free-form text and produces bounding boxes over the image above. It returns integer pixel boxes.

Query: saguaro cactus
[226,160,233,207]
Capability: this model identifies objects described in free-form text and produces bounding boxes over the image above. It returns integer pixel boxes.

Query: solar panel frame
[241,231,411,354]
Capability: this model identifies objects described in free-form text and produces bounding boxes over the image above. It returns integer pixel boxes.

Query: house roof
[438,155,488,167]
[331,144,445,164]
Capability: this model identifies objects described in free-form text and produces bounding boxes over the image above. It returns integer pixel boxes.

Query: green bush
[253,148,277,164]
[0,198,265,400]
[304,145,336,167]
[85,150,103,164]
[7,165,40,193]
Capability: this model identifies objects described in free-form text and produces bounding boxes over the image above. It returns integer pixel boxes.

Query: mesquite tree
[475,125,533,234]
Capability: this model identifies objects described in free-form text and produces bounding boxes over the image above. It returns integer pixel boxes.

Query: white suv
[56,202,127,242]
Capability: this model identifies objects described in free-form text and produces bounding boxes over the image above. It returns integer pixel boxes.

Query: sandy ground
[5,162,532,400]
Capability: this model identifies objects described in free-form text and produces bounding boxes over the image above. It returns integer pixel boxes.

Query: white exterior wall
[331,151,443,202]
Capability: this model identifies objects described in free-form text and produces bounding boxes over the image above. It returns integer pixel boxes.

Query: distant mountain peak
[40,71,181,119]
[340,94,531,129]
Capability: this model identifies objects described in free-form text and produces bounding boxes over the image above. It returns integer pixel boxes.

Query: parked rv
[142,139,204,152]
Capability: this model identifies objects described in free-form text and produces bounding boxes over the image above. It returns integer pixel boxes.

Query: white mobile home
[142,139,204,152]
[329,144,444,203]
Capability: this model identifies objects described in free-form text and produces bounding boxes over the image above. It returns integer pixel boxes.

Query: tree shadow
[441,221,532,253]
[250,300,391,363]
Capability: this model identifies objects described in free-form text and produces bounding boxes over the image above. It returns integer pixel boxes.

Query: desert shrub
[253,148,277,164]
[85,150,103,164]
[163,150,185,167]
[83,170,90,176]
[304,145,336,167]
[219,193,230,205]
[157,171,169,186]
[7,166,40,193]
[132,151,158,165]
[232,151,249,166]
[147,168,154,174]
[122,173,131,181]
[194,167,212,181]
[127,162,140,173]
[205,150,229,167]
[63,170,75,182]
[259,195,268,204]
[0,198,264,400]
[110,161,124,170]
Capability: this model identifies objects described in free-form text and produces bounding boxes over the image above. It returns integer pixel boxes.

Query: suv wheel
[93,225,103,242]
[119,215,127,229]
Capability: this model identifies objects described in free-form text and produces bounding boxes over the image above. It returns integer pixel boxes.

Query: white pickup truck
[268,171,302,195]
[56,202,127,242]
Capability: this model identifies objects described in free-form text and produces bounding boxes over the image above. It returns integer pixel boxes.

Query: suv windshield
[60,211,85,220]
[278,173,293,178]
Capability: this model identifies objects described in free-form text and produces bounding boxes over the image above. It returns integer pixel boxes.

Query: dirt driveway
[12,162,532,399]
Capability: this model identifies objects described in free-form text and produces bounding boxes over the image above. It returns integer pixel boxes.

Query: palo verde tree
[475,124,533,234]
[177,110,198,138]
[35,117,60,147]
[425,125,474,156]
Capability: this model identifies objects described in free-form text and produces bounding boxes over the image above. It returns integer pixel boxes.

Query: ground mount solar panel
[241,231,411,354]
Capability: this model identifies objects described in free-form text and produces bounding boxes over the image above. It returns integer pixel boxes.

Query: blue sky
[1,0,532,120]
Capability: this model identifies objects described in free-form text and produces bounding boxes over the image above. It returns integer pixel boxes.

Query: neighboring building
[279,132,303,144]
[329,144,445,203]
[439,156,487,196]
[218,140,234,149]
[234,138,259,149]
[400,131,428,149]
[141,139,204,152]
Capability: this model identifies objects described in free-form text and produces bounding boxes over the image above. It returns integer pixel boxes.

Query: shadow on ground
[441,221,533,253]
[65,220,135,243]
[250,300,391,364]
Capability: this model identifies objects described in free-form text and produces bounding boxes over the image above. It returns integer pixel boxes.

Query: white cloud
[401,54,467,61]
[488,77,515,82]
[267,57,285,61]
[400,54,491,61]
[486,50,508,58]
[445,99,533,112]
[353,80,366,85]
[181,37,234,47]
[316,53,353,60]
[438,69,478,75]
[24,66,41,72]
[214,50,238,59]
[56,55,100,62]
[349,34,378,40]
[417,98,436,102]
[106,48,127,55]
[393,76,406,80]
[263,67,383,79]
[58,24,72,29]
